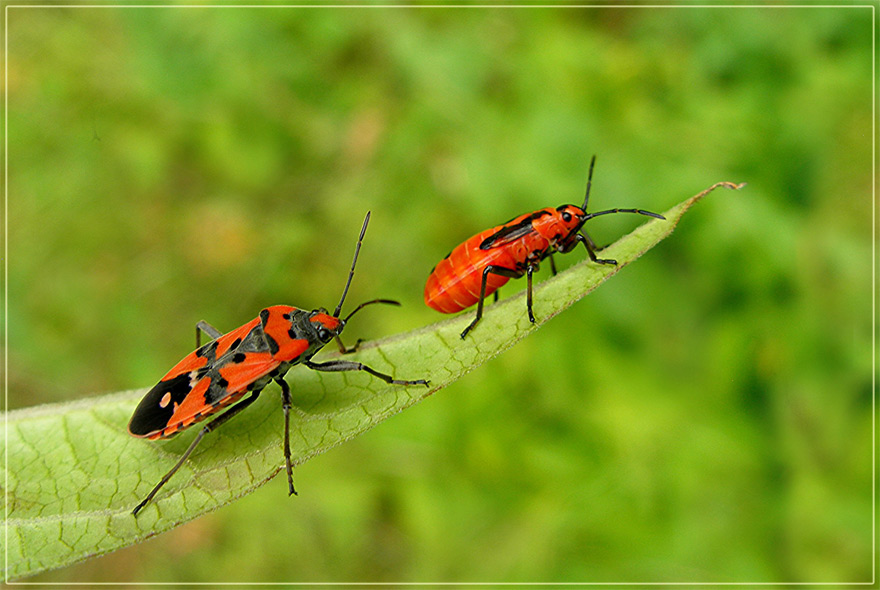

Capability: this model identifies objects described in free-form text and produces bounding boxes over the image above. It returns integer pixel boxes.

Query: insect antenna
[583,208,665,222]
[580,155,665,222]
[333,211,371,318]
[343,298,400,323]
[581,154,597,210]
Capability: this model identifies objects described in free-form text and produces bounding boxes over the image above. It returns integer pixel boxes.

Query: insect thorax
[289,308,341,355]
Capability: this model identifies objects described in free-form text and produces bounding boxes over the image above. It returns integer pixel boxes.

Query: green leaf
[2,181,744,580]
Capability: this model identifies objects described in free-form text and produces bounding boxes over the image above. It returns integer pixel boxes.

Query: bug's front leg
[305,359,429,387]
[333,298,401,354]
[575,232,617,266]
[334,336,365,355]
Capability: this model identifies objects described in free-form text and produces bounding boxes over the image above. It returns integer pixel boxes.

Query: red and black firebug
[129,212,428,516]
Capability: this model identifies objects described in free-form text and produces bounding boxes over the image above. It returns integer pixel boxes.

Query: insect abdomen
[424,229,516,313]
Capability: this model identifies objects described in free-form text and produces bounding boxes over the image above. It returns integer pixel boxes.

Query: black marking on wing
[128,373,193,436]
[238,322,272,354]
[258,309,281,355]
[203,373,231,405]
[195,339,218,363]
[480,214,543,250]
[264,333,279,355]
[200,340,278,405]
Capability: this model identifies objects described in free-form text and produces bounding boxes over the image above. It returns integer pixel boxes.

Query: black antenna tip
[358,211,371,241]
[582,155,598,210]
[333,212,372,318]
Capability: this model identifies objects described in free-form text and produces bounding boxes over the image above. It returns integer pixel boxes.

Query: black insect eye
[317,328,332,341]
[562,211,572,222]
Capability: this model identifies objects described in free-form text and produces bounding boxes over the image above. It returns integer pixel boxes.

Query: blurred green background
[6,4,873,584]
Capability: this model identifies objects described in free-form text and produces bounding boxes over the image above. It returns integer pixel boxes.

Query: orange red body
[425,205,587,314]
[128,306,334,441]
[127,213,427,516]
[424,156,665,338]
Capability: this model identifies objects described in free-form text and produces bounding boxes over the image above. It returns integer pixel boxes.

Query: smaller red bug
[424,156,665,339]
[129,212,428,516]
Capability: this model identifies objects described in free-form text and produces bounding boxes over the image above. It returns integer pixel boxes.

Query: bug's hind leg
[196,321,223,347]
[460,265,523,339]
[132,389,262,516]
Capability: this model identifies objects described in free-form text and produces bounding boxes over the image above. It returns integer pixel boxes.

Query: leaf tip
[685,180,747,209]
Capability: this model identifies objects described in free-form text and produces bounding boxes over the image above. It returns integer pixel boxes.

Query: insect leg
[582,231,608,253]
[334,336,364,355]
[526,265,536,323]
[575,232,617,265]
[132,389,262,516]
[460,265,523,339]
[549,254,558,276]
[334,298,401,354]
[274,378,297,496]
[305,359,429,387]
[195,320,223,348]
